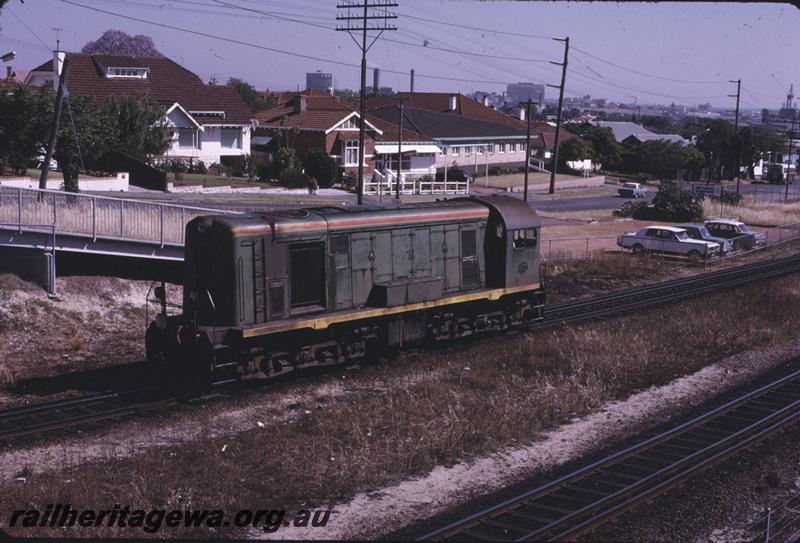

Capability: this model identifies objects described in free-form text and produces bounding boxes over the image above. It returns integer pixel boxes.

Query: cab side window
[513,228,538,249]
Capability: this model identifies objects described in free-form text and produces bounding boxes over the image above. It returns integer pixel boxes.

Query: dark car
[674,224,734,254]
[704,219,767,251]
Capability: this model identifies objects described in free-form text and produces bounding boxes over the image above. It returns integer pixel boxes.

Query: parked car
[617,225,721,262]
[674,224,734,255]
[618,182,647,198]
[704,219,767,251]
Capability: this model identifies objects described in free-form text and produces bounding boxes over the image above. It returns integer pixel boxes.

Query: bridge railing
[0,187,238,246]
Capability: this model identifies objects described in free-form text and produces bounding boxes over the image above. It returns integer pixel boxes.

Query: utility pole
[786,118,796,203]
[729,78,742,193]
[522,99,533,202]
[336,1,398,205]
[395,95,405,201]
[39,57,69,191]
[547,36,569,195]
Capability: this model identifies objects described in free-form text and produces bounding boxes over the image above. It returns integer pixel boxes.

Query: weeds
[702,199,800,227]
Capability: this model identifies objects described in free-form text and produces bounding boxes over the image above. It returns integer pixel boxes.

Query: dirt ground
[0,275,180,395]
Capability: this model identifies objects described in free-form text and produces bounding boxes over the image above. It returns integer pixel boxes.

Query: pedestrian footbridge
[0,187,238,295]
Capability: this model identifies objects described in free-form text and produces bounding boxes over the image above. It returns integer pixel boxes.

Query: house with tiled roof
[25,51,256,166]
[254,90,441,179]
[367,93,576,174]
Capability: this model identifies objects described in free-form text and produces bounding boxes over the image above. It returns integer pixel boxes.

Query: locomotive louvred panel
[330,235,352,309]
[412,227,431,277]
[444,225,461,292]
[392,229,412,280]
[290,242,326,309]
[372,231,393,284]
[460,228,479,289]
[350,233,372,307]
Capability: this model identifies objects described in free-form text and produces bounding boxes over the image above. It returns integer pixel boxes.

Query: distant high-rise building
[506,82,545,104]
[306,71,333,92]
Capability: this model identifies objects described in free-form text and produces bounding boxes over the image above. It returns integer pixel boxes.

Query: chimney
[410,69,415,92]
[293,95,307,113]
[53,50,66,90]
[6,66,12,79]
[449,94,458,112]
[373,67,380,95]
[518,106,526,121]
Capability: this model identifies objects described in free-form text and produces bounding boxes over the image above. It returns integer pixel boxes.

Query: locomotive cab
[470,195,541,289]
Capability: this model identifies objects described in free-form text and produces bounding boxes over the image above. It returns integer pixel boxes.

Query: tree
[101,94,172,160]
[301,148,339,188]
[557,137,594,169]
[0,85,53,174]
[54,96,117,191]
[227,78,271,113]
[641,116,678,135]
[696,119,736,181]
[577,125,621,172]
[81,30,163,57]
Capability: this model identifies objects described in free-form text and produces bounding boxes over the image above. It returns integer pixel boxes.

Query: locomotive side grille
[290,242,326,308]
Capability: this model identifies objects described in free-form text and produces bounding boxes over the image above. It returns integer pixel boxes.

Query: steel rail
[0,385,174,443]
[417,369,800,542]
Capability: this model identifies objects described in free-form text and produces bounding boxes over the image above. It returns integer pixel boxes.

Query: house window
[344,140,360,166]
[221,128,241,149]
[381,154,411,171]
[340,117,358,129]
[177,128,198,149]
[464,146,472,156]
[487,144,495,154]
[452,147,460,156]
[499,143,506,153]
[477,146,483,155]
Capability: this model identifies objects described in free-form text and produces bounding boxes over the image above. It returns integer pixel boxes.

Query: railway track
[1,253,799,446]
[418,367,800,541]
[541,252,800,327]
[0,386,179,444]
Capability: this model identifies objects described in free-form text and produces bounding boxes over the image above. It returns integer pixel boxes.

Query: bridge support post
[0,246,56,296]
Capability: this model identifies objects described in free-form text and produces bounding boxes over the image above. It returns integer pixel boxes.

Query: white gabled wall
[162,106,252,164]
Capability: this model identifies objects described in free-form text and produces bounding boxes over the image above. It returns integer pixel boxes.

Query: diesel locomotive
[145,195,545,385]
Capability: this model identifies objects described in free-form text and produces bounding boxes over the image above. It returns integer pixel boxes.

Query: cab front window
[513,228,538,249]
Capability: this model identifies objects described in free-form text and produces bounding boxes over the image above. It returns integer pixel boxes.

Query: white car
[618,182,647,198]
[617,225,721,262]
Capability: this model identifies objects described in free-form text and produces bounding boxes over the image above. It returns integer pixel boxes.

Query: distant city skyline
[0,1,797,110]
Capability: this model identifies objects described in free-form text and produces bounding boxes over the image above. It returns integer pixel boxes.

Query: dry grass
[0,276,154,387]
[702,199,800,227]
[3,275,800,538]
[545,253,674,303]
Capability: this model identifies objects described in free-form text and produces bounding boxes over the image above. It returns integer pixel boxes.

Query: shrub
[301,148,339,188]
[613,200,648,218]
[187,160,207,174]
[256,162,273,182]
[488,166,503,176]
[280,166,309,188]
[647,180,703,221]
[435,169,468,183]
[717,190,744,206]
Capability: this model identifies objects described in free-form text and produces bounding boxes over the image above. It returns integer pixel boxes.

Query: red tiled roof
[29,53,254,125]
[255,90,356,130]
[366,92,527,129]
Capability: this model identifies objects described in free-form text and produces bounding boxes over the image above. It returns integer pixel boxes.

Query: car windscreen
[738,224,753,233]
[699,227,711,237]
[675,231,689,240]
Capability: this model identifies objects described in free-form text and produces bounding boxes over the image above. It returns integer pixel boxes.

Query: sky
[0,0,798,110]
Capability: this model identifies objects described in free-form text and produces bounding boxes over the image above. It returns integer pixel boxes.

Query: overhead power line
[396,10,555,40]
[568,68,730,101]
[571,46,729,85]
[59,0,511,85]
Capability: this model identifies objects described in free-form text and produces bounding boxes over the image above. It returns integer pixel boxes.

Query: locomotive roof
[214,195,539,238]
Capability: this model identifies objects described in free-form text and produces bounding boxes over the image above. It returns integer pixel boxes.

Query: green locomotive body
[146,195,545,384]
